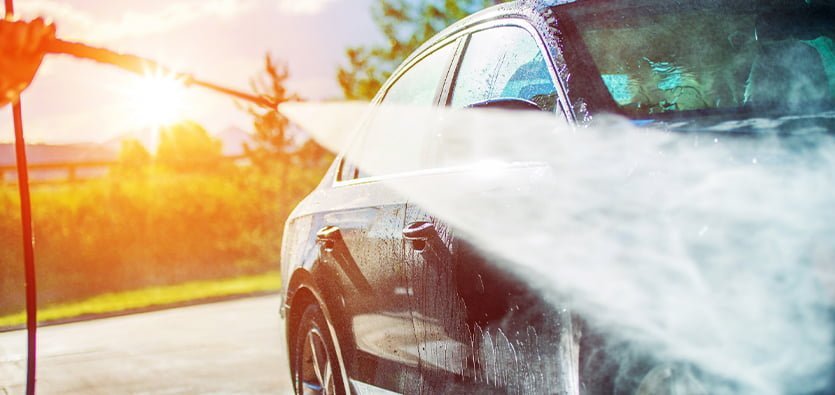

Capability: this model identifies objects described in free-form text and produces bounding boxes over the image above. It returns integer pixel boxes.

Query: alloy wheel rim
[301,327,336,395]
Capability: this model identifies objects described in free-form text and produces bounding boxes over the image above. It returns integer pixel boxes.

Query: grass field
[0,272,281,329]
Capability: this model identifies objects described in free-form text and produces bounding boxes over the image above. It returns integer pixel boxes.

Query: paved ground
[0,295,292,394]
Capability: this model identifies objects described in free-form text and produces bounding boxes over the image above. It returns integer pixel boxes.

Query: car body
[277,1,835,394]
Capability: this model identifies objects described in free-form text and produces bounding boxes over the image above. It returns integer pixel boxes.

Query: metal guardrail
[0,160,116,184]
[0,155,250,185]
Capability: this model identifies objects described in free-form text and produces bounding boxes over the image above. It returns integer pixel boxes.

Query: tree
[245,53,301,170]
[338,0,509,100]
[246,53,334,188]
[117,138,151,170]
[156,121,224,172]
[294,138,331,168]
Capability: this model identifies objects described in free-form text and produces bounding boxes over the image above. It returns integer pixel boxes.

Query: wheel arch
[286,268,354,394]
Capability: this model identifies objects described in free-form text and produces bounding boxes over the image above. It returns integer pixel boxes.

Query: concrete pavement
[0,295,291,394]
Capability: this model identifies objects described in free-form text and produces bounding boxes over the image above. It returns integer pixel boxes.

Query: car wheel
[293,303,347,395]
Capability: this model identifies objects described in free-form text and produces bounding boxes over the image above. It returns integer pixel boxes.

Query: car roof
[391,0,576,85]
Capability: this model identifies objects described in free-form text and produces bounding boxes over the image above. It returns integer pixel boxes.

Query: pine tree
[246,53,301,170]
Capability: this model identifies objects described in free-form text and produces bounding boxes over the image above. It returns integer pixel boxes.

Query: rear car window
[339,43,456,181]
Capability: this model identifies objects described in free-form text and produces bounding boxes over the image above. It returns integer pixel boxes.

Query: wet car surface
[277,1,835,394]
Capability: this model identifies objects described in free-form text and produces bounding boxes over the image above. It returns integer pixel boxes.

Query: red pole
[4,1,39,394]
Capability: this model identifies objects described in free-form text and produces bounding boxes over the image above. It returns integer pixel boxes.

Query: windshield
[562,1,835,119]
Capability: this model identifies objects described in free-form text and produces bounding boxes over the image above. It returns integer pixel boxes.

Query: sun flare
[129,70,188,129]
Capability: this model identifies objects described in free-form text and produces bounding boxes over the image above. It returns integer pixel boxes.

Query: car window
[450,26,558,112]
[339,43,456,181]
[381,44,456,106]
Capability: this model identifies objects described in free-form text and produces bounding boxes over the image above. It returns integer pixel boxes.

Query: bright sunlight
[128,69,188,128]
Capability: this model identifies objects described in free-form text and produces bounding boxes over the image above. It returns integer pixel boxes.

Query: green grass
[0,272,281,329]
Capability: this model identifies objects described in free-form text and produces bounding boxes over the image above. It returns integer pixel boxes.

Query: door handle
[403,222,435,240]
[316,226,341,251]
[403,222,435,251]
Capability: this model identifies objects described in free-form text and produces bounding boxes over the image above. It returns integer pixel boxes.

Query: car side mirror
[466,98,542,111]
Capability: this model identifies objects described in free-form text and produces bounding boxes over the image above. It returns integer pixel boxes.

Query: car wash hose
[43,38,277,108]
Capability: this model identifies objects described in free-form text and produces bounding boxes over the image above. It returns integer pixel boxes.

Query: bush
[156,121,225,173]
[0,160,328,316]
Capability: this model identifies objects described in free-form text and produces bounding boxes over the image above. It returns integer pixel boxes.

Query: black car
[277,1,835,394]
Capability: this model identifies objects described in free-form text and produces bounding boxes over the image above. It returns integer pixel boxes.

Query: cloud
[16,0,257,43]
[276,0,338,15]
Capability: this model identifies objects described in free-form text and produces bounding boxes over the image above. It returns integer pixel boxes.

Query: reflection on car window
[451,26,557,111]
[382,44,456,106]
[564,4,835,117]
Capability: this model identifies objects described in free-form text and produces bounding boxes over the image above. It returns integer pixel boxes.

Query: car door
[401,22,577,393]
[318,41,459,394]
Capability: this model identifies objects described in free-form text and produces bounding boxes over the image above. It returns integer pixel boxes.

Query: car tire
[292,303,348,395]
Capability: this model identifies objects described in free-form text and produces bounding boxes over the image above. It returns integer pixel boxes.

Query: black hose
[4,1,39,394]
[13,99,37,395]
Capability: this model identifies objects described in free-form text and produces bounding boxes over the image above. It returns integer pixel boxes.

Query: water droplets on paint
[281,101,835,394]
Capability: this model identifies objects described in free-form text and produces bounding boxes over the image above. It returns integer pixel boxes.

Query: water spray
[282,102,835,394]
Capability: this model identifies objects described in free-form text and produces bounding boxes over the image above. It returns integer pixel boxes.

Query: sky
[0,0,381,144]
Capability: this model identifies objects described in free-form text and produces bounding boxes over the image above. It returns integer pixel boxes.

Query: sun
[128,69,188,129]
